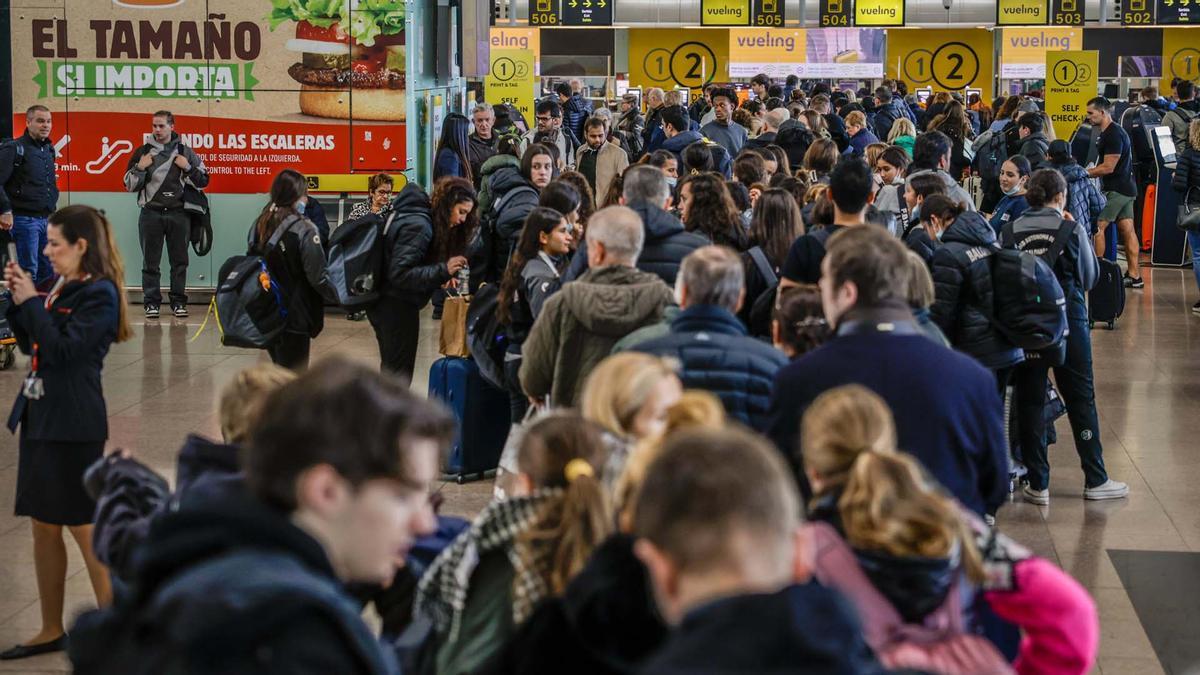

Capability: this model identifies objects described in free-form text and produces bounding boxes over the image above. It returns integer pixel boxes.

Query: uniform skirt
[14,435,103,526]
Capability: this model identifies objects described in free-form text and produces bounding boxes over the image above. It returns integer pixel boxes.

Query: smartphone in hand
[6,243,16,266]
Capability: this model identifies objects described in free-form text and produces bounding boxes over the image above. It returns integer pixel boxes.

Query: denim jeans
[11,215,50,284]
[1014,311,1109,491]
[1189,230,1200,295]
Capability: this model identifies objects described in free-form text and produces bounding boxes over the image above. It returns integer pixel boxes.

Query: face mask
[1003,181,1024,197]
[295,199,307,215]
[666,177,677,187]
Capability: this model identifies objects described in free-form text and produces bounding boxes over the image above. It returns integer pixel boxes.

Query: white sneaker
[1083,479,1129,501]
[1022,485,1050,505]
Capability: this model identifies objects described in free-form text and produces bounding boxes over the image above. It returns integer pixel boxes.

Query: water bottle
[456,264,470,294]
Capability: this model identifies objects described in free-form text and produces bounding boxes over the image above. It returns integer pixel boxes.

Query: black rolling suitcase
[427,356,509,483]
[1089,258,1125,329]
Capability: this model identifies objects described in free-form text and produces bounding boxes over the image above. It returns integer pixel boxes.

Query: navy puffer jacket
[632,304,788,430]
[930,211,1024,371]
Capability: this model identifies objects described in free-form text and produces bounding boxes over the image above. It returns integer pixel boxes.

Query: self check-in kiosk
[1150,126,1189,267]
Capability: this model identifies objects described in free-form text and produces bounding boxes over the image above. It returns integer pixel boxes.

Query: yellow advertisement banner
[1045,50,1098,141]
[856,0,905,26]
[997,0,1049,25]
[485,49,538,124]
[1000,28,1080,77]
[887,29,993,95]
[701,0,752,26]
[629,29,730,91]
[728,29,806,77]
[1161,28,1200,93]
[489,27,540,75]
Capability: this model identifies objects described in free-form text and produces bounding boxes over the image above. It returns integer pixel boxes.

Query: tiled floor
[0,266,1198,673]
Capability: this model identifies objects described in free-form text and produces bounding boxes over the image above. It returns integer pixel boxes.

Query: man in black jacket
[68,358,453,675]
[467,102,498,188]
[0,105,59,283]
[634,427,885,674]
[766,226,1009,515]
[563,164,706,286]
[122,110,209,319]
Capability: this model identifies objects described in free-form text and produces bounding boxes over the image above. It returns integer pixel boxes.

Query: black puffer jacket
[483,166,540,283]
[930,211,1024,370]
[378,183,451,308]
[1173,147,1200,230]
[562,202,708,287]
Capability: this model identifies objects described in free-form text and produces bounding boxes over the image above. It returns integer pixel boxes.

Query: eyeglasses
[536,115,553,123]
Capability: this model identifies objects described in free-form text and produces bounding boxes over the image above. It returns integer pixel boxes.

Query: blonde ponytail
[839,451,984,583]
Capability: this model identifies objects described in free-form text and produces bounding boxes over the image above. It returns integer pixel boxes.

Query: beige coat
[575,141,629,208]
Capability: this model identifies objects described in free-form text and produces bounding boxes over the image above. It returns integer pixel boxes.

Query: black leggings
[368,299,422,381]
[268,332,311,371]
[505,357,529,424]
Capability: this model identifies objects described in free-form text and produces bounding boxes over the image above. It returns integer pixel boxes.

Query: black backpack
[465,282,510,390]
[326,211,394,308]
[746,246,780,338]
[213,219,295,349]
[957,228,1069,352]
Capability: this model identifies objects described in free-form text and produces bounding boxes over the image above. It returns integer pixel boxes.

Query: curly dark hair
[679,172,747,250]
[430,176,479,261]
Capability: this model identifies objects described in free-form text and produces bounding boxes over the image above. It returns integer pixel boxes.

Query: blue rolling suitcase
[427,357,510,483]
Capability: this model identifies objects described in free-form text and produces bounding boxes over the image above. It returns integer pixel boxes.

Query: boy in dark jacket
[633,427,885,675]
[69,358,454,675]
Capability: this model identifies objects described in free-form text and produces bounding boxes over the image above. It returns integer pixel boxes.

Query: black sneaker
[144,305,160,319]
[1192,300,1200,315]
[172,305,188,318]
[1123,274,1144,289]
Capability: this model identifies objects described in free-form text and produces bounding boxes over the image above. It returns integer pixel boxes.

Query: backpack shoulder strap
[747,246,778,287]
[999,220,1016,248]
[1043,219,1075,267]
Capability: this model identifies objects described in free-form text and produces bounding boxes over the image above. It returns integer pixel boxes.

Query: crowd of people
[12,71,1200,672]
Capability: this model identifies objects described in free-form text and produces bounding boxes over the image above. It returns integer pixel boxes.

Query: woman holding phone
[0,205,132,660]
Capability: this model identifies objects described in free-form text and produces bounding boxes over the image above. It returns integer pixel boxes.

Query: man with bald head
[747,107,790,149]
[520,206,675,407]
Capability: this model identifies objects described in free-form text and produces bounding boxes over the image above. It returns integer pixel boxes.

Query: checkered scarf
[414,490,561,641]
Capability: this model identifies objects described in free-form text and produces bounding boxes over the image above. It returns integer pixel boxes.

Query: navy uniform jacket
[7,279,119,442]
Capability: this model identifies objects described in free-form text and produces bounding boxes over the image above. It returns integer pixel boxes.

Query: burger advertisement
[269,0,407,122]
[10,0,409,194]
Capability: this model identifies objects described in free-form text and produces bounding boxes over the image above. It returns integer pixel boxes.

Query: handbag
[437,288,470,358]
[493,402,554,500]
[1178,188,1200,230]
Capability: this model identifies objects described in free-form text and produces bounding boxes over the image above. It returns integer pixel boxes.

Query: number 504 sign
[486,49,537,123]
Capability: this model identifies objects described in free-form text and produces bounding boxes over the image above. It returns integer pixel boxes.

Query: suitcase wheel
[0,345,14,370]
[1108,321,1115,330]
[456,474,466,485]
[1089,320,1095,330]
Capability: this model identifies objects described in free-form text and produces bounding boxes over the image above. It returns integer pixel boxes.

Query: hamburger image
[268,0,406,122]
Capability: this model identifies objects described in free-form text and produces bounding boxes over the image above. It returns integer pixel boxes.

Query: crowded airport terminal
[0,0,1198,671]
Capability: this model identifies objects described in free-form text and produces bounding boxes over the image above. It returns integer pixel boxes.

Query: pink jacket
[984,557,1099,675]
